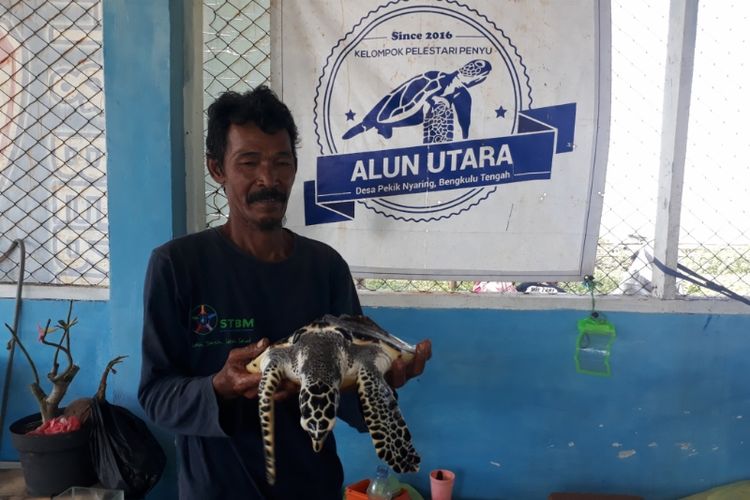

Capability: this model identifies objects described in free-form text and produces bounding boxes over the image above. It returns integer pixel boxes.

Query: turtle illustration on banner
[342,59,492,144]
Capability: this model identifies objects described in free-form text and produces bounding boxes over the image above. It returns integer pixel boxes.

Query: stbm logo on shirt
[190,304,256,336]
[190,304,218,335]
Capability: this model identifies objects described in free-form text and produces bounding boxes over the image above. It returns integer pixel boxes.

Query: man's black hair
[205,85,299,170]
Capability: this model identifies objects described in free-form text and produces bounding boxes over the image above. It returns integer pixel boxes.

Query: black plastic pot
[9,412,97,496]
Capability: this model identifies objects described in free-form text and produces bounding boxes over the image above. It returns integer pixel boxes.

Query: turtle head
[298,380,340,452]
[459,59,492,87]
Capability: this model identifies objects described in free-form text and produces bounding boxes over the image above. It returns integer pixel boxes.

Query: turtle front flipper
[356,364,420,473]
[452,87,472,139]
[342,122,369,140]
[258,360,284,485]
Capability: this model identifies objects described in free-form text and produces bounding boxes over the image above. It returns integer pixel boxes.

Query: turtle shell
[245,314,416,375]
[375,71,445,125]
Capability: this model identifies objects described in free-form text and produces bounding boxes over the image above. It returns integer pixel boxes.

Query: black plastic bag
[89,398,166,499]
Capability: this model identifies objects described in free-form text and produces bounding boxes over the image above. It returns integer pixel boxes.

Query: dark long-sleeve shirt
[138,227,364,500]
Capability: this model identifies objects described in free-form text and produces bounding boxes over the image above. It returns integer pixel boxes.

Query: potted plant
[4,300,126,496]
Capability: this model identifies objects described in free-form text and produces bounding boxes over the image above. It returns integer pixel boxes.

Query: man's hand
[212,339,299,401]
[386,339,432,389]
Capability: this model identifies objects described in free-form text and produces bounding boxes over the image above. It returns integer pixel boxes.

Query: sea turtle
[246,314,421,485]
[342,59,492,144]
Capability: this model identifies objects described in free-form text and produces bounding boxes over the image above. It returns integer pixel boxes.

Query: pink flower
[28,415,81,435]
[36,323,58,341]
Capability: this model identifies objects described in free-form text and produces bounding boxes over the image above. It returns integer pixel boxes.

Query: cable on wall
[0,239,26,451]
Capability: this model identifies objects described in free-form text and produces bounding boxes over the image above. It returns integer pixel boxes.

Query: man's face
[209,123,296,232]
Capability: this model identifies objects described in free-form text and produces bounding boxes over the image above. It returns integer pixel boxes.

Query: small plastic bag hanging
[576,315,616,376]
[575,276,616,376]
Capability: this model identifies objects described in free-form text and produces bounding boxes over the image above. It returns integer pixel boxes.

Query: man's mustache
[245,188,288,204]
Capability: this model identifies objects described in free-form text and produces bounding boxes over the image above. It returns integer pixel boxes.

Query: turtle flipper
[258,361,284,485]
[356,364,420,473]
[452,87,472,139]
[375,125,394,139]
[342,122,369,139]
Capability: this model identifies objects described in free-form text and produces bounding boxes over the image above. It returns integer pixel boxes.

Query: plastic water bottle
[367,465,400,500]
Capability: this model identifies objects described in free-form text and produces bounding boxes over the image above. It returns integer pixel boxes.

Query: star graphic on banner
[495,106,507,118]
[345,109,356,121]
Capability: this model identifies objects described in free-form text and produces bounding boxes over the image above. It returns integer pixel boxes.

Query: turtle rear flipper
[376,125,394,139]
[356,364,420,473]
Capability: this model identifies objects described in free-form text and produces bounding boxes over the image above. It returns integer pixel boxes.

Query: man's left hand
[386,339,432,389]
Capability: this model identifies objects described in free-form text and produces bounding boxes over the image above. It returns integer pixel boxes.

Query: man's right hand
[212,339,268,400]
[212,338,299,401]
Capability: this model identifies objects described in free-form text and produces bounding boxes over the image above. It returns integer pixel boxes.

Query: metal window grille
[677,1,750,298]
[201,0,750,299]
[203,0,270,226]
[571,0,669,297]
[0,0,108,287]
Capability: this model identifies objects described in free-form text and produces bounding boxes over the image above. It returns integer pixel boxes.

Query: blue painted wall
[1,2,749,500]
[103,0,187,408]
[337,308,750,499]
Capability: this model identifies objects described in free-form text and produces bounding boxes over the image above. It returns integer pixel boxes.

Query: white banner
[274,0,610,280]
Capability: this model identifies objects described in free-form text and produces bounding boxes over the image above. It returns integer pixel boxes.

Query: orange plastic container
[345,478,410,500]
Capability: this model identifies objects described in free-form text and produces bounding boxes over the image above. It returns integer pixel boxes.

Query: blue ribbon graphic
[305,103,576,225]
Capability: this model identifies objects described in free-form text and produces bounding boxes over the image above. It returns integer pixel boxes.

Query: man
[138,86,431,499]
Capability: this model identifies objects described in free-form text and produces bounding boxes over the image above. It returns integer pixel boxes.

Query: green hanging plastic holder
[575,314,617,376]
[575,276,617,376]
